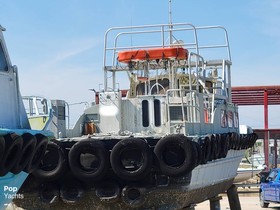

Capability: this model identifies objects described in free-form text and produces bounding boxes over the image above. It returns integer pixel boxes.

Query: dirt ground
[195,192,280,210]
[5,187,280,210]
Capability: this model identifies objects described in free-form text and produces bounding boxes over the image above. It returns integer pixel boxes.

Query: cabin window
[221,110,227,128]
[169,106,187,121]
[234,112,239,128]
[142,100,149,127]
[0,42,8,71]
[57,106,65,120]
[227,111,234,128]
[154,99,161,127]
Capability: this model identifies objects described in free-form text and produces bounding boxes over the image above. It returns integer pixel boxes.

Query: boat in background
[234,162,264,183]
[22,96,67,139]
[0,25,51,209]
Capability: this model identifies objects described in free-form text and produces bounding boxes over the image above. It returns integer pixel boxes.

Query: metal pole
[169,0,173,45]
[264,90,269,169]
[274,138,277,167]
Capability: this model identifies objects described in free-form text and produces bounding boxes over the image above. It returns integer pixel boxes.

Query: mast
[168,0,176,89]
[169,0,173,45]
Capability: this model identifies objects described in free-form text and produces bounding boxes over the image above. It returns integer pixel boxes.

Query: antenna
[169,0,173,45]
[169,0,172,26]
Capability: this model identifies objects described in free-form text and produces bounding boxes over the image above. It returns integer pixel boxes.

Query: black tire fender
[60,179,84,205]
[39,183,60,205]
[231,132,240,150]
[0,136,5,165]
[154,134,195,177]
[24,133,48,173]
[239,134,246,150]
[33,141,67,181]
[95,181,120,203]
[110,138,152,181]
[191,140,202,166]
[122,186,146,208]
[11,133,36,174]
[210,134,219,160]
[69,139,109,182]
[220,133,229,158]
[0,133,23,176]
[249,133,258,148]
[199,135,212,164]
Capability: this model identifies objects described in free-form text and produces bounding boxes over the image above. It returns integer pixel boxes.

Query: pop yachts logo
[3,186,24,199]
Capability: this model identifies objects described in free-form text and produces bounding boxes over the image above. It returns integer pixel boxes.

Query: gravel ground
[195,192,280,210]
[5,188,280,210]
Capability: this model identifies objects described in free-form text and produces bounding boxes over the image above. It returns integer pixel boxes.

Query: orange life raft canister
[118,47,188,63]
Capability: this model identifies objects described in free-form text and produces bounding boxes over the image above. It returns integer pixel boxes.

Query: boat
[0,25,51,209]
[12,5,258,210]
[234,163,264,183]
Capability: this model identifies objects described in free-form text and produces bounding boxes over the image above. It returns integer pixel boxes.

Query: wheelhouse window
[234,112,239,128]
[227,111,234,128]
[154,99,161,127]
[142,100,149,127]
[221,110,227,128]
[0,42,8,71]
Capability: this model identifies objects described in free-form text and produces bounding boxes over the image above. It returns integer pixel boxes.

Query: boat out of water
[234,162,264,183]
[13,2,258,208]
[0,25,51,209]
[13,21,258,209]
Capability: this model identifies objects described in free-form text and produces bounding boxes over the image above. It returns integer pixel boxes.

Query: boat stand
[209,196,222,210]
[189,184,241,210]
[207,184,241,210]
[227,184,241,210]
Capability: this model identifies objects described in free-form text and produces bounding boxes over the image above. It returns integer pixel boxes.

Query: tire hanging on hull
[39,183,60,205]
[33,141,67,181]
[0,133,23,176]
[24,133,48,173]
[122,186,146,208]
[0,136,5,167]
[11,133,36,174]
[68,139,109,182]
[60,179,85,205]
[209,134,219,160]
[199,135,212,164]
[154,134,197,177]
[110,138,152,181]
[220,133,229,158]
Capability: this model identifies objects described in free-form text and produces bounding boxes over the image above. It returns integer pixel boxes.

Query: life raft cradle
[117,47,189,63]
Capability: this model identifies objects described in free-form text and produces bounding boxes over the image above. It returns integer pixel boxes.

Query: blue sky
[1,0,280,128]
